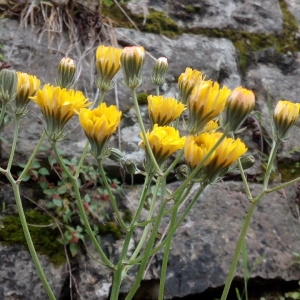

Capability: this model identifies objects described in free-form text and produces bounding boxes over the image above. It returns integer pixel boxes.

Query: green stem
[6,174,56,300]
[131,88,162,174]
[6,115,21,171]
[158,203,178,300]
[220,200,260,300]
[17,130,47,183]
[0,102,7,127]
[237,158,252,200]
[110,174,155,299]
[52,142,115,269]
[221,138,280,299]
[98,162,127,230]
[266,176,300,193]
[262,140,280,190]
[75,140,90,178]
[125,177,165,300]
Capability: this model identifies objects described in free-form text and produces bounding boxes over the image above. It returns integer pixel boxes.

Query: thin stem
[17,130,47,183]
[0,102,7,127]
[158,203,178,300]
[125,177,165,300]
[220,199,261,300]
[111,174,155,300]
[52,142,115,269]
[131,88,162,174]
[262,140,280,190]
[98,162,127,230]
[75,140,90,178]
[265,176,300,193]
[237,158,252,200]
[6,173,56,300]
[6,115,21,171]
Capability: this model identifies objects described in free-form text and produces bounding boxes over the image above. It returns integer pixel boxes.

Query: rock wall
[0,0,300,299]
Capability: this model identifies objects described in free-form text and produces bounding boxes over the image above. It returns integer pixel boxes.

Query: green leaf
[38,167,50,176]
[69,243,78,257]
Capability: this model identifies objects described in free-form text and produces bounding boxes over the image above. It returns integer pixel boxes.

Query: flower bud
[56,57,76,89]
[15,72,40,114]
[120,46,145,89]
[151,57,168,85]
[124,159,139,174]
[178,67,203,104]
[108,147,125,162]
[95,45,122,92]
[175,164,190,181]
[221,86,255,133]
[0,69,18,103]
[273,100,300,140]
[239,154,255,170]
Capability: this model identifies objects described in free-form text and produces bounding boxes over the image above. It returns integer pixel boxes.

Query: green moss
[102,5,181,38]
[98,221,123,239]
[186,5,196,13]
[0,210,66,266]
[278,161,300,182]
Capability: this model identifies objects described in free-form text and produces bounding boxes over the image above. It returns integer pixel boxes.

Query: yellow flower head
[15,72,40,113]
[178,67,204,104]
[139,124,186,165]
[184,133,218,169]
[148,95,186,126]
[79,103,122,158]
[274,100,300,140]
[221,86,255,132]
[205,133,247,181]
[203,120,219,132]
[95,45,122,91]
[188,80,231,134]
[30,84,90,138]
[120,46,145,89]
[57,57,76,89]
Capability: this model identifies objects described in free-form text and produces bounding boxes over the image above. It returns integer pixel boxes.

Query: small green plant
[18,147,121,256]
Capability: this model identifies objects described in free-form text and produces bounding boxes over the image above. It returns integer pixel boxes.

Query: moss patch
[0,209,66,266]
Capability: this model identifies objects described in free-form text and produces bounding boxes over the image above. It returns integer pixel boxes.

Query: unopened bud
[0,69,18,103]
[221,86,255,133]
[108,147,125,162]
[56,57,76,89]
[239,154,255,170]
[151,57,168,85]
[120,46,145,89]
[175,164,190,181]
[124,159,138,174]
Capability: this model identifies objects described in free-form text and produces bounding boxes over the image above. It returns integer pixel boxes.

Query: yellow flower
[221,86,255,132]
[184,133,218,169]
[178,67,204,104]
[120,46,145,89]
[30,84,90,138]
[139,124,186,165]
[15,72,40,113]
[203,120,219,132]
[188,80,231,134]
[79,103,122,158]
[205,133,248,181]
[274,100,300,140]
[57,57,76,89]
[95,45,122,92]
[148,95,186,126]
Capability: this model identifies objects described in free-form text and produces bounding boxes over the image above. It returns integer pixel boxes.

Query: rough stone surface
[0,244,65,300]
[1,0,300,299]
[147,0,283,33]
